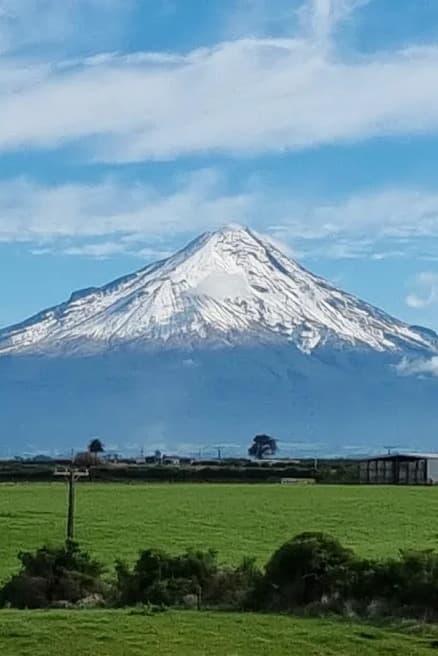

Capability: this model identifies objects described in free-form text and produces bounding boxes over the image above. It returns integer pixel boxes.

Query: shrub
[4,533,438,620]
[363,549,438,618]
[255,533,438,619]
[0,542,105,609]
[261,532,358,610]
[203,556,263,610]
[115,548,218,607]
[115,548,261,610]
[0,576,49,609]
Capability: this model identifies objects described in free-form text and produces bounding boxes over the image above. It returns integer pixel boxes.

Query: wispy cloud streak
[0,1,438,161]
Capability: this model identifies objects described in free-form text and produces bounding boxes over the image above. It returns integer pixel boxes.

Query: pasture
[1,610,438,656]
[1,483,438,582]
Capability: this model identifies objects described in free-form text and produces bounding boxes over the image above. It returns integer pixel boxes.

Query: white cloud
[0,2,438,160]
[273,188,438,241]
[62,242,134,258]
[191,271,252,301]
[58,241,173,260]
[3,173,438,260]
[0,171,253,247]
[299,0,371,43]
[406,273,438,309]
[397,356,438,377]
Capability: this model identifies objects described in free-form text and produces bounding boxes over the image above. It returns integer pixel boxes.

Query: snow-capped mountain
[1,226,437,456]
[0,226,435,356]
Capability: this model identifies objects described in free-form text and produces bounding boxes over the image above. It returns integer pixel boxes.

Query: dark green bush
[360,549,438,617]
[4,533,438,620]
[115,548,262,610]
[261,532,357,609]
[252,533,438,619]
[115,548,218,607]
[203,556,263,609]
[0,542,105,609]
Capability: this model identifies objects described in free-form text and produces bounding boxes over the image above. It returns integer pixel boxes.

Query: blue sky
[1,0,438,331]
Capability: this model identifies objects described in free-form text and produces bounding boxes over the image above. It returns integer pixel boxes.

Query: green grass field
[3,483,438,655]
[1,610,438,656]
[2,483,438,582]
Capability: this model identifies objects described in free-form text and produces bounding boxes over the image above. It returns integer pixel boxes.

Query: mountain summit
[0,226,435,356]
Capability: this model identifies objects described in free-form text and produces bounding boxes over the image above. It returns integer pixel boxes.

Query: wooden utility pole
[54,466,89,543]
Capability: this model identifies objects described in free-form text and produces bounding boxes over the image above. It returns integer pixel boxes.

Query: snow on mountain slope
[0,226,436,356]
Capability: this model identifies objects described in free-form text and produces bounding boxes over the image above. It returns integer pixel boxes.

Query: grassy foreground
[1,610,438,656]
[3,484,438,655]
[2,483,438,581]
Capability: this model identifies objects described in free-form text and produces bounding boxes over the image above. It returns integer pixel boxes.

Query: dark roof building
[360,453,438,485]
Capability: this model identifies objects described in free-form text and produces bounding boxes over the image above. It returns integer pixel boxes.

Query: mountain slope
[0,226,435,356]
[1,343,438,455]
[1,226,437,455]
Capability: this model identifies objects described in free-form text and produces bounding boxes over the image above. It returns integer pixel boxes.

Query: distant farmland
[1,483,438,581]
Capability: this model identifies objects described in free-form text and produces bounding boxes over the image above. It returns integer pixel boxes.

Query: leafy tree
[248,434,277,459]
[88,438,104,464]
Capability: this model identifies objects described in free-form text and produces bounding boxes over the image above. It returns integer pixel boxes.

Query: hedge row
[3,533,438,622]
[0,462,360,483]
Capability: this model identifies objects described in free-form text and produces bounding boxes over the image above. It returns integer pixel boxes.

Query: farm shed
[360,453,438,485]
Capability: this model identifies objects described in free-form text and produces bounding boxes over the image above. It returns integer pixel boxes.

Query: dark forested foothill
[3,533,438,621]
